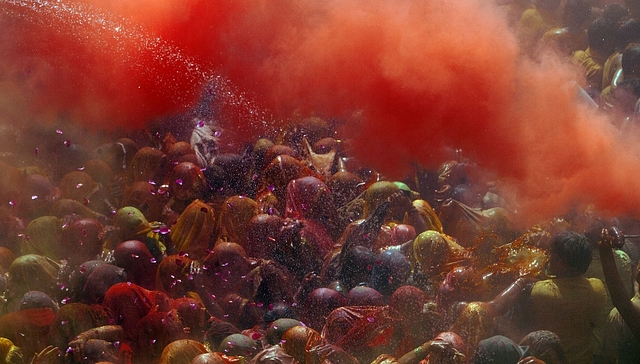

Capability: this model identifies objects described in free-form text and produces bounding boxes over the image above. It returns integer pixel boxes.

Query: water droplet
[31,195,38,200]
[61,320,68,325]
[175,178,183,186]
[131,254,139,259]
[267,184,275,192]
[82,228,87,237]
[8,200,15,206]
[64,140,71,147]
[214,131,221,137]
[56,129,63,134]
[34,148,39,156]
[113,341,120,348]
[76,183,84,189]
[197,120,204,128]
[150,258,157,264]
[367,317,375,323]
[61,297,71,304]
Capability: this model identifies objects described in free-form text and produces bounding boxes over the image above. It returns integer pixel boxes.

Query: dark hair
[588,18,619,56]
[622,44,640,75]
[563,0,592,28]
[551,231,593,274]
[603,3,629,23]
[619,19,640,47]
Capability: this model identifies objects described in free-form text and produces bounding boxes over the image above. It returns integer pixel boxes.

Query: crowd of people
[1,0,640,363]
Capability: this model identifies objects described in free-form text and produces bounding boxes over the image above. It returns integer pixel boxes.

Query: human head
[346,286,385,306]
[519,330,567,364]
[563,0,592,29]
[622,44,640,78]
[265,319,303,345]
[549,231,592,276]
[588,17,618,57]
[473,335,527,364]
[370,249,411,296]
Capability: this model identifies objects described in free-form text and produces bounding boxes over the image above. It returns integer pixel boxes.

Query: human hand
[600,228,616,250]
[31,346,60,364]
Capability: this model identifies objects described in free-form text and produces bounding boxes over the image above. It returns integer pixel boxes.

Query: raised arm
[599,229,640,342]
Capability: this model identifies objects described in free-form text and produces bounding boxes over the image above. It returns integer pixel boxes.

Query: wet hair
[563,0,592,29]
[588,18,619,56]
[370,249,411,296]
[551,231,593,274]
[603,3,629,23]
[620,19,640,47]
[622,44,640,76]
[262,302,296,328]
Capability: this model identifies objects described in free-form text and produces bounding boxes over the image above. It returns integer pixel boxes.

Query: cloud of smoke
[2,0,640,224]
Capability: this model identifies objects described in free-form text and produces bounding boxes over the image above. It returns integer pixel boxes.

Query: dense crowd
[2,0,640,363]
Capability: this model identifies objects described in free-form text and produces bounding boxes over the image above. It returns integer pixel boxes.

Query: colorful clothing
[529,276,607,364]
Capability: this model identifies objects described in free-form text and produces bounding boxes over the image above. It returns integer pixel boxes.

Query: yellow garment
[571,47,607,92]
[19,216,62,261]
[106,206,166,256]
[362,181,398,219]
[585,248,633,357]
[602,52,622,90]
[0,337,22,364]
[159,339,208,364]
[518,7,559,54]
[412,199,443,233]
[530,276,607,364]
[58,171,99,202]
[413,230,464,275]
[170,199,216,260]
[450,301,496,353]
[540,27,587,57]
[217,195,258,247]
[603,293,640,363]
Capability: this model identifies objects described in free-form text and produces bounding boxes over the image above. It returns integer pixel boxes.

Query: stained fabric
[321,306,412,364]
[170,199,216,260]
[158,339,207,364]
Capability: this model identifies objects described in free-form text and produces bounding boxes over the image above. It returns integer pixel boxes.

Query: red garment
[0,308,55,361]
[113,240,158,290]
[301,288,346,332]
[102,282,171,343]
[321,306,413,364]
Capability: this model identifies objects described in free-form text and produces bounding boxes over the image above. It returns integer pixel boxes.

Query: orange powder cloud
[2,0,640,225]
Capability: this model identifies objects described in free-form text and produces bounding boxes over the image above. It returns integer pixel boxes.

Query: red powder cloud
[3,0,640,225]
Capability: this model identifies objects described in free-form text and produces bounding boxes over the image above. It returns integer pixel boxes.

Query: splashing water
[0,0,271,145]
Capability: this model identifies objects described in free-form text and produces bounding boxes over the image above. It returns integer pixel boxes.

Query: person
[600,229,640,363]
[472,335,528,364]
[571,17,619,98]
[519,330,567,364]
[170,199,216,260]
[523,231,607,364]
[518,0,562,56]
[540,0,591,56]
[216,195,258,248]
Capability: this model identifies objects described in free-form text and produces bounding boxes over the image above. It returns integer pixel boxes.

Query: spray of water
[3,0,640,225]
